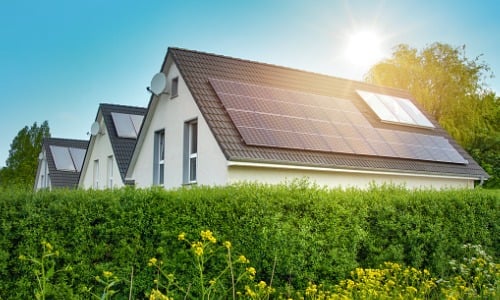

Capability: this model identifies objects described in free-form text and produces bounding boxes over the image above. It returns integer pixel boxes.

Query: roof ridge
[168,47,411,95]
[99,103,147,110]
[44,137,88,143]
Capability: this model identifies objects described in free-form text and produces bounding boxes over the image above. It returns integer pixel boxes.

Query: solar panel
[210,78,466,164]
[69,147,86,172]
[49,146,86,172]
[111,112,144,138]
[50,146,76,171]
[130,114,144,134]
[356,90,435,128]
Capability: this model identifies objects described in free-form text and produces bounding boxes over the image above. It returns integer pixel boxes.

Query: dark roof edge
[44,137,89,145]
[227,157,486,180]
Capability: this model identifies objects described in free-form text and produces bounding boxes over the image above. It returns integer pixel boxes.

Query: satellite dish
[38,152,44,160]
[90,121,100,136]
[150,72,168,96]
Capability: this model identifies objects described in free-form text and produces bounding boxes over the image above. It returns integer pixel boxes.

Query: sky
[1,0,499,167]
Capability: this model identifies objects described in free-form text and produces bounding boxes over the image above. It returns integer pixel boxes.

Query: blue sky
[1,0,499,167]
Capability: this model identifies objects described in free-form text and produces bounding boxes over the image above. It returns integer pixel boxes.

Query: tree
[0,121,51,188]
[365,43,499,188]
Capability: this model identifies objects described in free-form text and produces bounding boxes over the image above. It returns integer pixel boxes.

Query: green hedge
[0,183,498,298]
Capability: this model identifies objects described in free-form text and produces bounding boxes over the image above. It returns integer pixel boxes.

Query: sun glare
[345,30,383,68]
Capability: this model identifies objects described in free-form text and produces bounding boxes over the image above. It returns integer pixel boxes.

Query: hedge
[0,182,498,298]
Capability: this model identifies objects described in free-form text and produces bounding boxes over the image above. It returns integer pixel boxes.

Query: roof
[165,47,487,179]
[99,103,147,181]
[40,138,88,188]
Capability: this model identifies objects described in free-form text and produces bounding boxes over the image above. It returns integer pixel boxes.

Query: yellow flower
[209,279,217,286]
[305,282,318,296]
[258,281,267,290]
[103,271,113,278]
[149,289,171,300]
[178,232,186,241]
[224,241,232,249]
[246,266,256,276]
[194,246,203,256]
[238,255,250,264]
[148,257,158,266]
[201,230,217,243]
[18,255,26,260]
[245,285,257,298]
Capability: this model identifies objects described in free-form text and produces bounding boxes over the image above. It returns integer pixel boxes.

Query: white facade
[128,63,227,188]
[227,162,475,189]
[79,114,124,189]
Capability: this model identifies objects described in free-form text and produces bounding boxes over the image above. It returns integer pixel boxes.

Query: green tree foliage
[0,121,50,188]
[365,43,499,187]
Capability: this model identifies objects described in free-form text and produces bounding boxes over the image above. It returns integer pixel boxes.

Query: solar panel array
[49,146,86,172]
[209,78,467,164]
[111,112,144,138]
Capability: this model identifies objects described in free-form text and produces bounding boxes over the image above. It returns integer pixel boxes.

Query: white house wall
[80,117,123,189]
[34,149,51,190]
[227,164,474,189]
[130,63,228,188]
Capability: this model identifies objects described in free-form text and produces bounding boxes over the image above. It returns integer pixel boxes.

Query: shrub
[0,184,498,298]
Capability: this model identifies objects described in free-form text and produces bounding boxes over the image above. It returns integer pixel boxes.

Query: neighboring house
[79,103,146,189]
[126,47,488,189]
[34,138,88,190]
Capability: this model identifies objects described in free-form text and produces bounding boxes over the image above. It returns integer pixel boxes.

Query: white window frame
[93,159,99,189]
[41,157,49,188]
[153,130,165,185]
[183,119,198,184]
[107,155,113,189]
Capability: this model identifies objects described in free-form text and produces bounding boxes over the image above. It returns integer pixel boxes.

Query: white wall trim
[227,160,479,181]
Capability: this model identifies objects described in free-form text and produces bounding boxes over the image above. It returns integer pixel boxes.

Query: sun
[344,30,384,68]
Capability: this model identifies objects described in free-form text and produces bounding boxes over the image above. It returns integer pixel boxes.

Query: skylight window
[111,112,144,138]
[356,90,435,128]
[49,146,86,171]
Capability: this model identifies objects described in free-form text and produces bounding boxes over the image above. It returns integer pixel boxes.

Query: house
[79,103,146,189]
[125,47,488,189]
[34,137,88,190]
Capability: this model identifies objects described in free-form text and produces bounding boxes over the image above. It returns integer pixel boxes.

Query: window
[171,77,179,98]
[183,120,198,184]
[356,90,435,128]
[107,155,113,188]
[93,159,99,189]
[39,154,49,189]
[153,130,165,185]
